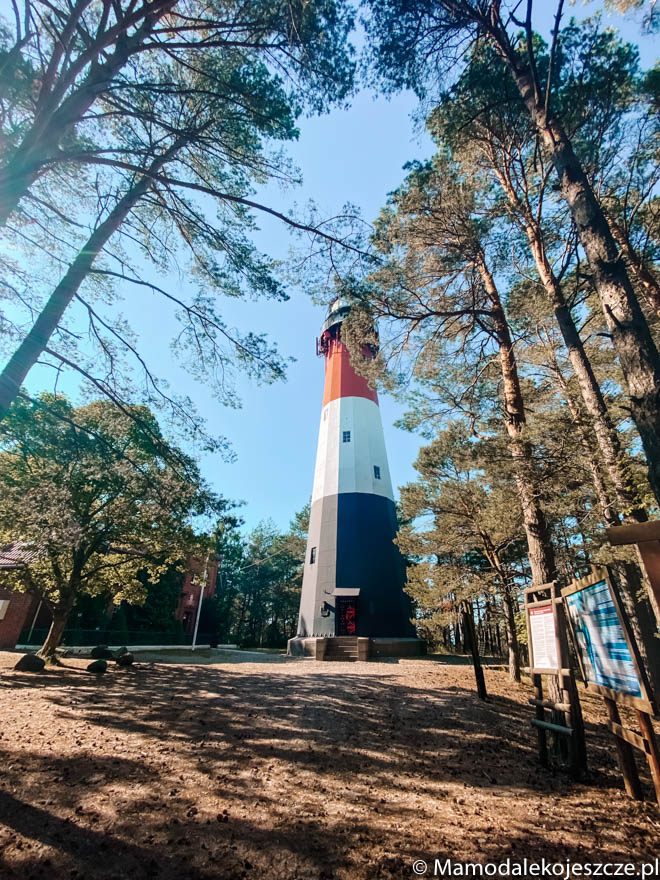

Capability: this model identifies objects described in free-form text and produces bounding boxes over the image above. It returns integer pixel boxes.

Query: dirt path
[0,652,657,879]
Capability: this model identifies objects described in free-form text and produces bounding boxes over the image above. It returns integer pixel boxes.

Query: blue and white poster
[565,579,642,698]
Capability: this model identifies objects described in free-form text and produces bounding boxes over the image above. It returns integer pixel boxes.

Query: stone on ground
[14,653,45,672]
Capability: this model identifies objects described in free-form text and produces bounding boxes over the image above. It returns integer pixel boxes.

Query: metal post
[27,599,43,644]
[191,550,210,651]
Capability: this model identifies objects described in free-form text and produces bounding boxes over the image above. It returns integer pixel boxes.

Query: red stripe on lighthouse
[322,337,378,407]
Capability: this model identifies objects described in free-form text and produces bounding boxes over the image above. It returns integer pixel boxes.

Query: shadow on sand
[0,658,656,879]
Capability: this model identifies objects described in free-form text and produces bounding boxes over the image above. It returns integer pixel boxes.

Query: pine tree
[364,0,660,502]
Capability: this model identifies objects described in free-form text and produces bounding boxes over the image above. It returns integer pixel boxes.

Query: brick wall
[175,556,219,635]
[0,589,40,650]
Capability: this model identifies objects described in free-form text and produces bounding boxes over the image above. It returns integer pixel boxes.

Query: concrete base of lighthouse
[287,635,426,661]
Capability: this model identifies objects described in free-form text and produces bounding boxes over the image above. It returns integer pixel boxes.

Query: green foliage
[198,597,224,643]
[111,605,130,644]
[213,515,248,643]
[604,0,660,33]
[514,609,528,648]
[350,9,660,666]
[232,515,307,648]
[428,17,641,177]
[0,392,225,654]
[123,567,187,634]
[175,505,309,649]
[0,0,357,442]
[398,426,525,654]
[363,0,482,97]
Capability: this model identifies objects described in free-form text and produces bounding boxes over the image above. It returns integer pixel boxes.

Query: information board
[528,605,558,671]
[564,578,642,698]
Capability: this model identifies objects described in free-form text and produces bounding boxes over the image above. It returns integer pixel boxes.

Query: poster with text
[565,579,642,698]
[529,605,558,670]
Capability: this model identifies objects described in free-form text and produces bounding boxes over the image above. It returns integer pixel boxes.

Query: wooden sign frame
[561,566,655,714]
[525,592,561,676]
[561,566,660,801]
[606,521,660,629]
[523,582,587,779]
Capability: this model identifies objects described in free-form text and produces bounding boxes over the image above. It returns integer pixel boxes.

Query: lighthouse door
[335,597,358,636]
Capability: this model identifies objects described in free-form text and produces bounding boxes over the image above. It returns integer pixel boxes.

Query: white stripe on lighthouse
[311,396,394,504]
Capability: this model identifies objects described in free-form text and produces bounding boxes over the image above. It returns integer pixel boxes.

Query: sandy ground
[0,649,658,880]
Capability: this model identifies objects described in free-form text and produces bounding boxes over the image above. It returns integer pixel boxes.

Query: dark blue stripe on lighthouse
[335,493,416,638]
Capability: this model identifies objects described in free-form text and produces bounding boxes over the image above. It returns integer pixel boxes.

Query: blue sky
[132,86,436,533]
[13,2,658,535]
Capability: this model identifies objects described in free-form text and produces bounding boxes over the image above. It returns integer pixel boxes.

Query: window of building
[342,430,351,442]
[374,465,381,479]
[310,547,317,564]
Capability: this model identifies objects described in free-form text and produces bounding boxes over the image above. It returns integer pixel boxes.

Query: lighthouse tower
[288,299,421,658]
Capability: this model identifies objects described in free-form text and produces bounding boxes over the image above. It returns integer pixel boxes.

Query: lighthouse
[288,299,422,659]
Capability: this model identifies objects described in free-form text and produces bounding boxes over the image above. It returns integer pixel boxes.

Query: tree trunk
[455,617,464,653]
[443,625,452,652]
[552,350,660,693]
[505,197,647,522]
[0,141,184,419]
[476,248,568,708]
[613,561,660,701]
[38,599,74,664]
[540,268,646,521]
[477,253,557,586]
[482,605,492,655]
[482,541,521,681]
[606,213,660,318]
[502,61,660,504]
[461,600,487,699]
[501,371,557,585]
[551,360,619,527]
[502,588,521,682]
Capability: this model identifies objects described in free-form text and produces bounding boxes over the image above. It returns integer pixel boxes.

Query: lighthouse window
[374,465,381,479]
[310,547,317,564]
[342,431,351,443]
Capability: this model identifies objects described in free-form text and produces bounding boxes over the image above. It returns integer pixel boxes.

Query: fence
[18,628,216,648]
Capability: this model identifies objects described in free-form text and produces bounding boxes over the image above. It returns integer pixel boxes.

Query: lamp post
[191,549,210,651]
[189,543,286,652]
